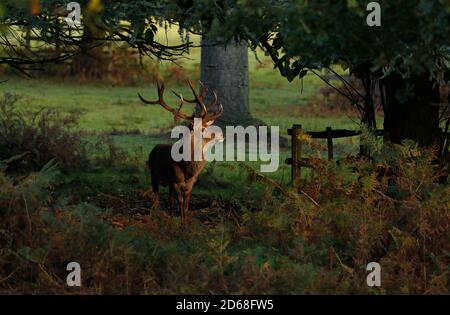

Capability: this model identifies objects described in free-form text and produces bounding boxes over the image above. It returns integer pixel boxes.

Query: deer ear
[205,121,214,127]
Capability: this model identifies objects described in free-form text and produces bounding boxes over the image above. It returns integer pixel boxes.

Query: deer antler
[171,80,208,104]
[138,81,194,121]
[187,80,208,118]
[205,102,224,122]
[185,80,223,122]
[139,81,223,124]
[202,89,223,121]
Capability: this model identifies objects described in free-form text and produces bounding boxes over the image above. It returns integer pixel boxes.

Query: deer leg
[168,185,176,215]
[182,189,192,224]
[174,185,184,223]
[150,174,160,208]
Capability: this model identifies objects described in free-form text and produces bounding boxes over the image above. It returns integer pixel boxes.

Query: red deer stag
[138,81,223,223]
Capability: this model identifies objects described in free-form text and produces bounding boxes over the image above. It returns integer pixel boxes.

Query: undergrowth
[0,92,448,294]
[0,138,448,294]
[0,93,87,172]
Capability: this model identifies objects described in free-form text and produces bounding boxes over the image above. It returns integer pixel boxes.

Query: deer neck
[184,160,207,179]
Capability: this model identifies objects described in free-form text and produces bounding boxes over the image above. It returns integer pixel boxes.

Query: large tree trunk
[382,73,441,147]
[200,37,255,127]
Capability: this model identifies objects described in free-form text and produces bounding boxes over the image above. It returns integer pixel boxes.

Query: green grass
[0,28,356,134]
[0,29,378,196]
[1,73,334,130]
[1,68,364,136]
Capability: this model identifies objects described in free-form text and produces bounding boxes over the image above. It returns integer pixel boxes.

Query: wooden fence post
[25,27,31,50]
[326,126,334,160]
[291,124,301,188]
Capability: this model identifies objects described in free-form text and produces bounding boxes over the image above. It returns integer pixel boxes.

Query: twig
[0,268,18,284]
[372,188,396,202]
[330,246,354,274]
[299,190,320,208]
[238,162,320,209]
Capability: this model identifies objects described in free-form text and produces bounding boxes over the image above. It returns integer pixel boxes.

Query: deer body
[140,81,223,223]
[149,144,206,218]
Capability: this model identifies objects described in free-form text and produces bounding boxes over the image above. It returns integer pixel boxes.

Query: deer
[138,80,224,224]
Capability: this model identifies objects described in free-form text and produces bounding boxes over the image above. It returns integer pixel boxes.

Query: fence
[285,124,384,187]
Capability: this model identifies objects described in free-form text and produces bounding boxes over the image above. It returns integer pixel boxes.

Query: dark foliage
[0,92,88,172]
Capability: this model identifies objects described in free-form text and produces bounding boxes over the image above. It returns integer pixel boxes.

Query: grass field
[0,29,375,196]
[1,72,366,190]
[2,62,359,133]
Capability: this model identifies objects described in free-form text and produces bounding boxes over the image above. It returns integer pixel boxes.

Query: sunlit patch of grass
[0,27,382,198]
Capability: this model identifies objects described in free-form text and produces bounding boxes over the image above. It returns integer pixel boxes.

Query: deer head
[138,80,224,159]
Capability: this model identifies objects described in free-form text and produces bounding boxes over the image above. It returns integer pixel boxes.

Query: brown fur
[140,80,223,224]
[148,143,207,223]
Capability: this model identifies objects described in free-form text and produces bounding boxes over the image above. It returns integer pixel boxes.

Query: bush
[0,92,88,172]
[0,139,448,294]
[297,140,449,294]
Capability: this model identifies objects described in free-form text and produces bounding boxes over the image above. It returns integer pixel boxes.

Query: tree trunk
[200,37,255,127]
[382,73,441,147]
[70,11,106,80]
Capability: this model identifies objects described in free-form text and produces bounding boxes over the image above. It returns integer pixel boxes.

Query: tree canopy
[215,0,449,147]
[0,0,205,71]
[1,0,449,79]
[1,0,449,147]
[213,0,450,84]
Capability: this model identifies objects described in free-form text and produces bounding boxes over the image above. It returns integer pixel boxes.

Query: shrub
[0,92,88,172]
[296,140,449,294]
